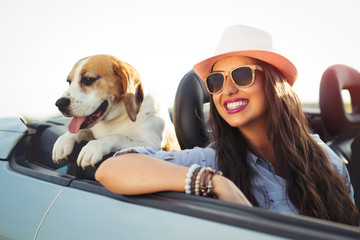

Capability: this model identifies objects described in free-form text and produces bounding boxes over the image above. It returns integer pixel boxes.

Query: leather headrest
[320,64,360,136]
[173,70,210,149]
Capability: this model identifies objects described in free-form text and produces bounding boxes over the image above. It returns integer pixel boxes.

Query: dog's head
[56,54,144,133]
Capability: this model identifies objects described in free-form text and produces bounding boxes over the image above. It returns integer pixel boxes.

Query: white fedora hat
[193,25,297,86]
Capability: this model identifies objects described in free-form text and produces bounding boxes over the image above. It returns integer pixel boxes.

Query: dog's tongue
[68,117,86,134]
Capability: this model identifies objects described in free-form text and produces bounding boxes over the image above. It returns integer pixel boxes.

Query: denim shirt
[113,134,355,215]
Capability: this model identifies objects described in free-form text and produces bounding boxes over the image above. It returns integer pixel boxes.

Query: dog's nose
[55,98,70,112]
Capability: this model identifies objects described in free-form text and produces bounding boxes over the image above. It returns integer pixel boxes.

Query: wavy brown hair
[209,60,359,226]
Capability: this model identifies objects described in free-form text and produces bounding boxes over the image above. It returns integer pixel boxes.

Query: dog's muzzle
[55,98,71,113]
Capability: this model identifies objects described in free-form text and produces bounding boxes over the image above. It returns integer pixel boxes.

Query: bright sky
[0,0,359,119]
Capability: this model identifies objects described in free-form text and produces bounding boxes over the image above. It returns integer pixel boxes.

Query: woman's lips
[224,98,249,114]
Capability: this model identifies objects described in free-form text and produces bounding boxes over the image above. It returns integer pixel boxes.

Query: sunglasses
[204,65,264,94]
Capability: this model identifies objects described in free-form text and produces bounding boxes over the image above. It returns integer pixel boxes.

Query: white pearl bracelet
[184,164,200,194]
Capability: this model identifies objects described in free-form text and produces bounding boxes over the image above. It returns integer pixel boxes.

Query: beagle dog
[52,54,180,168]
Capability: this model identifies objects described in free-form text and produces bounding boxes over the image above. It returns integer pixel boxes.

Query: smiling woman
[2,1,360,238]
[211,57,267,129]
[95,24,359,226]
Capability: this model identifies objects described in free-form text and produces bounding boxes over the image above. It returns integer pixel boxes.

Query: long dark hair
[209,60,359,226]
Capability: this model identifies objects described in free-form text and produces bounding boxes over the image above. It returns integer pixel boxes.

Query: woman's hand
[212,175,252,207]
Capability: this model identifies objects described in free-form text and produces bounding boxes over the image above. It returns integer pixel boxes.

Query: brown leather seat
[320,64,360,209]
[172,70,210,149]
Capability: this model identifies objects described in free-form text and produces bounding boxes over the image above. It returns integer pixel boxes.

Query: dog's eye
[81,76,99,86]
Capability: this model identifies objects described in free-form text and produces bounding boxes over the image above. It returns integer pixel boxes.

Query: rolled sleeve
[113,146,217,170]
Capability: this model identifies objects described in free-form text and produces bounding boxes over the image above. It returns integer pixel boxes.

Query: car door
[2,117,360,240]
[36,185,286,240]
[0,160,64,240]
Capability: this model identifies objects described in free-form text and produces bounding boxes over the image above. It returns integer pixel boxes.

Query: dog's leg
[52,129,94,164]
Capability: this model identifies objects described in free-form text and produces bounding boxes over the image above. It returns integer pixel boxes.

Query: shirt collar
[246,150,259,164]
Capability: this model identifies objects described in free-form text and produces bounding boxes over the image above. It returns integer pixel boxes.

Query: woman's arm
[95,153,187,194]
[95,153,252,206]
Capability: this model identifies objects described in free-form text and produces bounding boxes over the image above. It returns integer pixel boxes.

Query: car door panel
[0,161,63,240]
[36,187,284,240]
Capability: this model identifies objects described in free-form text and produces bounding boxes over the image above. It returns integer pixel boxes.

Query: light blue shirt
[113,134,354,215]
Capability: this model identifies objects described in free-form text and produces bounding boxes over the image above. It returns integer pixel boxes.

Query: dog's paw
[77,140,109,169]
[52,134,76,163]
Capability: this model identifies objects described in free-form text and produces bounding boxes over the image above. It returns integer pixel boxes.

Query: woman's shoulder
[311,134,347,176]
[311,134,355,202]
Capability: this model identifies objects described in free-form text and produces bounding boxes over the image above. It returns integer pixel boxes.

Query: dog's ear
[124,82,144,122]
[113,59,144,122]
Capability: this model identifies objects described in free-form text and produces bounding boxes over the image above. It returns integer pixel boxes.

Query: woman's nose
[222,76,238,95]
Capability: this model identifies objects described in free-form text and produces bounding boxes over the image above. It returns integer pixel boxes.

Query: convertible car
[1,66,360,240]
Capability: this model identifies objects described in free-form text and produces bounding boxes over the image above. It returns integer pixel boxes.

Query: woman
[95,25,359,226]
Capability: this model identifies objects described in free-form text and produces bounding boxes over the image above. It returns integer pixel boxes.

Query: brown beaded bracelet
[186,166,222,197]
[195,167,206,196]
[201,168,214,197]
[200,169,211,196]
[202,169,222,197]
[190,167,202,195]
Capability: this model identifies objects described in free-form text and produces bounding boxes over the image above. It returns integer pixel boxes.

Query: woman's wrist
[211,174,252,206]
[211,174,227,196]
[184,165,222,197]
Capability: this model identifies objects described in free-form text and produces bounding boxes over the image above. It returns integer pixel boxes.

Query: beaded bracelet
[205,171,215,196]
[184,164,200,194]
[190,167,202,194]
[200,169,210,196]
[207,170,223,197]
[185,165,223,197]
[199,168,210,196]
[194,167,206,196]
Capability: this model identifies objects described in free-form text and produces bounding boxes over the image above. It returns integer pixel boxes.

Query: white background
[1,0,359,119]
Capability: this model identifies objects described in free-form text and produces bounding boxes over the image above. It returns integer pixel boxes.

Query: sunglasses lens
[206,73,224,94]
[232,67,253,87]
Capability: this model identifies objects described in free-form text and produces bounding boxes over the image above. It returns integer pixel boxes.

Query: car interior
[319,64,360,210]
[6,65,360,239]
